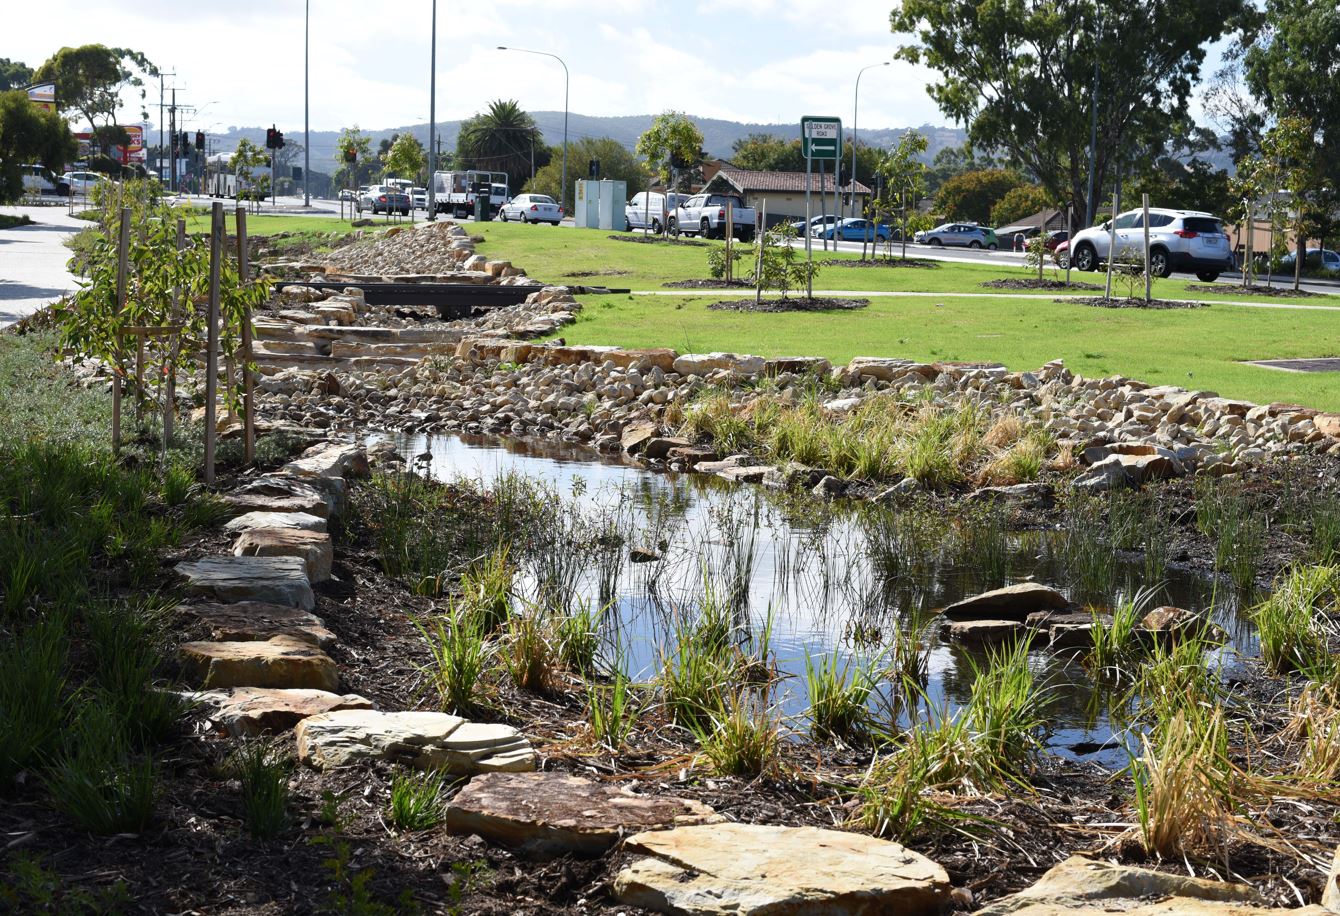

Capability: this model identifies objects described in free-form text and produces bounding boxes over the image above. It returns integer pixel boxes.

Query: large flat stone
[224,476,334,519]
[187,686,373,736]
[176,556,315,610]
[941,583,1069,622]
[224,511,327,534]
[282,442,370,480]
[940,618,1027,644]
[233,527,333,583]
[294,710,536,774]
[178,635,339,691]
[976,856,1321,916]
[446,772,716,858]
[614,822,951,915]
[181,600,335,649]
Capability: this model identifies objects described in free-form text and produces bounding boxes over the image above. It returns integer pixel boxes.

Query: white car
[1069,208,1233,282]
[500,193,561,225]
[625,191,689,232]
[62,171,107,195]
[410,187,428,210]
[22,165,69,196]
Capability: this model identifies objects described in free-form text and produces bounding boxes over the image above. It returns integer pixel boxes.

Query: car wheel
[522,214,530,224]
[1074,243,1098,272]
[500,210,508,222]
[1196,271,1220,283]
[700,218,713,240]
[740,229,755,242]
[987,243,998,251]
[652,219,662,234]
[929,238,942,247]
[624,218,632,232]
[668,217,680,238]
[969,240,982,249]
[1150,249,1172,278]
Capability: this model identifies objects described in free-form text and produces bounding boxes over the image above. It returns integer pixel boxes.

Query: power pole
[169,88,177,192]
[304,0,311,206]
[1085,9,1103,226]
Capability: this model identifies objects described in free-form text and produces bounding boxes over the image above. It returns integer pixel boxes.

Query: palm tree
[455,99,545,194]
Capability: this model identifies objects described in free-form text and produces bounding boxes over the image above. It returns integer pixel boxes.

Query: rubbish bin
[472,182,492,221]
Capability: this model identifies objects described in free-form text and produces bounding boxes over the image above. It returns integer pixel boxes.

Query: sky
[5,0,1227,140]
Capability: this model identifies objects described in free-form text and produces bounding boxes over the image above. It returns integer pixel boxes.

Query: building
[699,165,873,225]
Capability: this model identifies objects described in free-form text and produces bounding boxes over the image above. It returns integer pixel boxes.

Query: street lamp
[851,61,890,219]
[304,0,310,207]
[497,45,568,216]
[427,0,438,220]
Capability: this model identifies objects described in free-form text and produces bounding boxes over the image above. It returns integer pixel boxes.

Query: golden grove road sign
[801,116,842,161]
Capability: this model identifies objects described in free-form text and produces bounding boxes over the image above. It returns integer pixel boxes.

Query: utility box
[574,179,627,230]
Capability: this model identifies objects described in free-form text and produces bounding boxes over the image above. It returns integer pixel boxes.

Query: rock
[445,772,716,858]
[283,442,369,479]
[764,356,831,377]
[294,710,536,773]
[1323,844,1340,913]
[225,476,335,519]
[187,686,372,736]
[1071,455,1131,492]
[621,423,659,454]
[811,475,846,498]
[223,511,328,534]
[716,465,772,484]
[232,527,334,583]
[941,583,1068,622]
[847,356,913,381]
[672,352,766,377]
[666,445,717,468]
[629,547,661,563]
[1116,452,1184,483]
[614,822,951,916]
[974,855,1300,916]
[1139,606,1223,645]
[1316,413,1340,439]
[644,436,691,461]
[941,619,1027,644]
[181,600,336,649]
[178,635,339,691]
[175,556,315,610]
[968,483,1055,509]
[1048,622,1094,650]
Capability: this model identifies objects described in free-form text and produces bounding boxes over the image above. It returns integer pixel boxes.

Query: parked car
[1069,208,1232,282]
[818,218,893,242]
[499,193,562,225]
[62,171,107,195]
[914,222,998,249]
[410,187,428,210]
[1044,229,1069,251]
[669,193,757,240]
[356,184,410,215]
[1279,248,1340,273]
[790,215,838,237]
[1052,239,1070,269]
[626,191,689,232]
[338,188,356,201]
[22,164,69,196]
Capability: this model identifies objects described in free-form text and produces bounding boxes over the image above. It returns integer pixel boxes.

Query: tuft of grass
[0,613,71,788]
[1129,707,1236,860]
[231,740,291,840]
[503,605,558,694]
[556,600,605,676]
[803,648,878,744]
[43,705,157,835]
[587,667,639,752]
[460,547,513,632]
[84,598,182,746]
[1252,565,1337,675]
[416,604,492,716]
[690,689,781,777]
[387,769,445,831]
[1195,480,1268,590]
[1087,587,1158,681]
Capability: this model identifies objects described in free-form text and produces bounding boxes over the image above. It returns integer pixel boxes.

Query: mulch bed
[708,297,869,313]
[1058,296,1209,309]
[663,278,753,289]
[607,234,706,247]
[1184,283,1328,299]
[819,257,941,269]
[982,278,1102,291]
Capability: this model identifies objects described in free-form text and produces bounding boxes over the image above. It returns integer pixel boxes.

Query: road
[0,204,85,328]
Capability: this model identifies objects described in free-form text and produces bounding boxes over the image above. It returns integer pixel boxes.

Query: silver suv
[914,222,998,249]
[1069,208,1233,282]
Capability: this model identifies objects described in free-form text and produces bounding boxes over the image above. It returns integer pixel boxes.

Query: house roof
[707,166,872,196]
[996,208,1068,234]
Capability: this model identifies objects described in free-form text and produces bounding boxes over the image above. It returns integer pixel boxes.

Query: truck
[668,193,757,240]
[205,153,271,199]
[431,170,509,217]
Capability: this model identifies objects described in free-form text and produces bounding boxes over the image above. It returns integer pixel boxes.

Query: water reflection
[393,431,1258,769]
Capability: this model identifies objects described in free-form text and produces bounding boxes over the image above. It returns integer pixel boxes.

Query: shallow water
[394,431,1257,769]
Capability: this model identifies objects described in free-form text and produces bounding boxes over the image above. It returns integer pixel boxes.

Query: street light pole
[304,0,310,206]
[497,46,568,215]
[851,61,889,219]
[427,0,438,220]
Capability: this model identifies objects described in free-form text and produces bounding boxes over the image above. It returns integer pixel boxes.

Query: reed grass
[1129,707,1236,860]
[587,668,639,752]
[503,605,559,694]
[803,648,878,743]
[387,769,446,831]
[0,613,70,788]
[1252,565,1338,675]
[690,689,781,777]
[556,600,605,676]
[416,604,493,715]
[230,740,290,840]
[1087,587,1158,680]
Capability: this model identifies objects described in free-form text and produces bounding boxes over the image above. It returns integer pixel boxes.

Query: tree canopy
[636,111,704,190]
[935,169,1026,224]
[0,59,33,93]
[0,90,77,203]
[456,99,546,195]
[332,126,374,188]
[526,136,648,213]
[891,0,1246,221]
[384,133,426,184]
[990,185,1052,228]
[34,45,156,155]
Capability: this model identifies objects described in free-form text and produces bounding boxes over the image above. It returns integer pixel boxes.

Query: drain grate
[1246,358,1340,373]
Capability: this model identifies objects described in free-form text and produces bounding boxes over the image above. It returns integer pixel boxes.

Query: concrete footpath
[0,205,84,328]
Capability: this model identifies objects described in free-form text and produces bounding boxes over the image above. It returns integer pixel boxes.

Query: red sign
[73,126,147,165]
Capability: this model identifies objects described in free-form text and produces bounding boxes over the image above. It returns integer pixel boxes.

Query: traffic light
[588,158,600,179]
[195,131,205,150]
[265,126,277,149]
[180,131,190,151]
[275,131,285,149]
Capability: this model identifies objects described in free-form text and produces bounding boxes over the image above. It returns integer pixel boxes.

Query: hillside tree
[34,44,156,155]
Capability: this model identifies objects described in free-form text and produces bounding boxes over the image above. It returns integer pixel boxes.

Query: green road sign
[801,116,842,161]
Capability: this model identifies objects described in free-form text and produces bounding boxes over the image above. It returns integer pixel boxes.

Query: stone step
[253,340,324,358]
[224,475,338,519]
[294,709,536,774]
[614,823,952,916]
[232,527,334,583]
[186,686,372,736]
[445,771,716,859]
[178,635,339,691]
[175,556,315,610]
[328,340,460,359]
[253,354,421,374]
[182,600,335,649]
[282,442,369,480]
[223,510,328,535]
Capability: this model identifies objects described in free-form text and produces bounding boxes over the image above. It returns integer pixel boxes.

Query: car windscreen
[531,196,555,204]
[1182,217,1223,234]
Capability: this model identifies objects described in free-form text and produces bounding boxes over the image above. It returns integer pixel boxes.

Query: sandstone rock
[1317,413,1340,439]
[175,556,315,610]
[178,635,339,691]
[644,437,691,461]
[188,686,372,736]
[1323,844,1340,912]
[446,771,716,858]
[672,352,765,377]
[973,855,1305,916]
[847,356,913,381]
[182,600,335,649]
[294,710,536,773]
[941,583,1069,622]
[717,465,772,484]
[614,822,951,916]
[630,547,662,563]
[225,476,334,519]
[666,445,717,468]
[282,442,369,479]
[233,527,334,583]
[223,511,328,534]
[1048,622,1094,650]
[968,483,1055,508]
[764,356,831,377]
[941,619,1027,644]
[621,423,659,454]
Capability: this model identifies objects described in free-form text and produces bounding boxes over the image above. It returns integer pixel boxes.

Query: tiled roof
[711,166,872,196]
